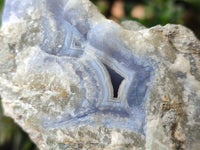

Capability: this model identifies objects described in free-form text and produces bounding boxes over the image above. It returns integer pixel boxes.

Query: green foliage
[141,0,184,27]
[93,0,199,38]
[0,0,4,25]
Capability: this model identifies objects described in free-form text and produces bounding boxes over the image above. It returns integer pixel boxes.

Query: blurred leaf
[0,0,4,25]
[96,0,109,14]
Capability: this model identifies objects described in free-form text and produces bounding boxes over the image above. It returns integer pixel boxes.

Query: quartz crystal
[0,0,200,149]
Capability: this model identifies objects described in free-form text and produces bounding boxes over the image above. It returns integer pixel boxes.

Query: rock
[121,20,146,31]
[0,0,200,149]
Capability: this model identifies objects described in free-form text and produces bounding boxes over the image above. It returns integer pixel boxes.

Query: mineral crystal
[0,0,200,149]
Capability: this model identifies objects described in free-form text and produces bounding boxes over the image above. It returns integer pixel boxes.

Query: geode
[0,0,200,150]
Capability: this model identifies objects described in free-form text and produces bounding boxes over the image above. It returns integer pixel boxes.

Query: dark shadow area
[103,64,124,98]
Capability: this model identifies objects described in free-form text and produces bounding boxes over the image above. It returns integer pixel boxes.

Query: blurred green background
[0,0,200,150]
[91,0,200,38]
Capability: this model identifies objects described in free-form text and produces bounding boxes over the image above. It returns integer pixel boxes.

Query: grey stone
[0,0,200,149]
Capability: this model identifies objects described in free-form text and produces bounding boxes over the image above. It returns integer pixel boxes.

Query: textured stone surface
[0,0,200,149]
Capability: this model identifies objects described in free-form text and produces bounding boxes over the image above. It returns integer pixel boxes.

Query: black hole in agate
[103,64,124,98]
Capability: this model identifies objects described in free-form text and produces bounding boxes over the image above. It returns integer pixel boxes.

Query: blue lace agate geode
[2,0,154,135]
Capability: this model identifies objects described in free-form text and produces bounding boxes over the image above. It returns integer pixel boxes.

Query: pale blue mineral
[1,0,200,149]
[2,0,154,134]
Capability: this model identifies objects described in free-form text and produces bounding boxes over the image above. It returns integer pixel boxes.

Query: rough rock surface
[0,0,200,150]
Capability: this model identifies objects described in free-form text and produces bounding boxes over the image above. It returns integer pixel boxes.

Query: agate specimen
[0,0,200,150]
